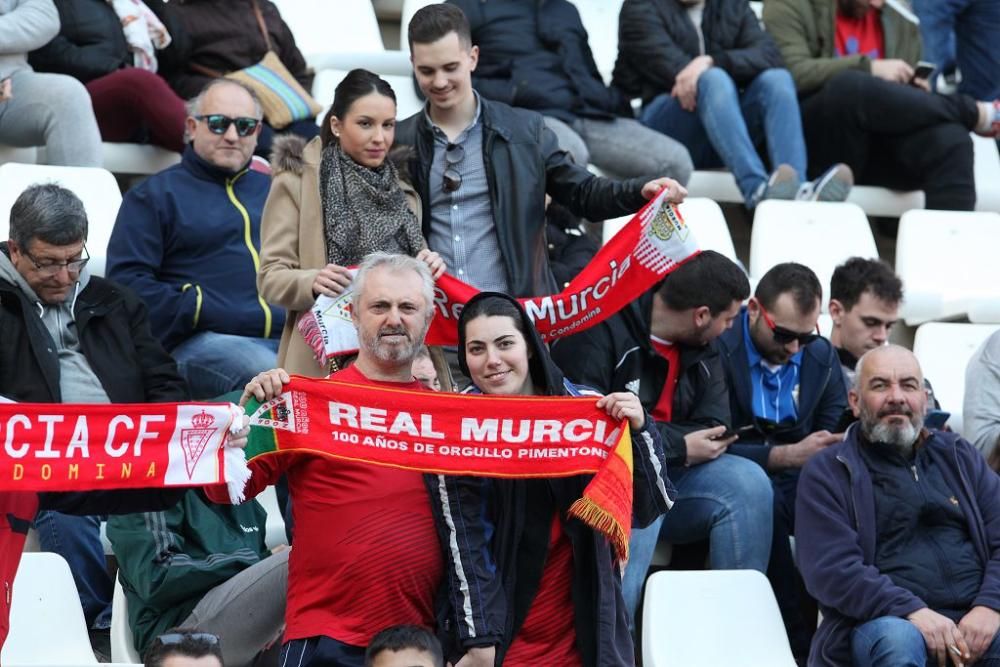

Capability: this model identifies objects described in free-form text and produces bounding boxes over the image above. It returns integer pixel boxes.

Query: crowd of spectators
[3,1,1000,666]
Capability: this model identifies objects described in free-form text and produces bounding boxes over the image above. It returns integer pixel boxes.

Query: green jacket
[762,0,922,95]
[107,489,271,653]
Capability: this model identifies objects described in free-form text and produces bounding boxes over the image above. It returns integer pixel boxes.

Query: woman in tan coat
[260,69,444,377]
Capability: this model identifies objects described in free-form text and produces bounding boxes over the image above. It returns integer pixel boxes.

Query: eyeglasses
[153,632,220,647]
[194,114,261,137]
[754,299,820,346]
[442,142,464,193]
[20,243,90,278]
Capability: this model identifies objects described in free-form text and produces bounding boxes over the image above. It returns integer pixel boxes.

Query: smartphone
[715,424,755,439]
[911,61,935,83]
[924,409,950,430]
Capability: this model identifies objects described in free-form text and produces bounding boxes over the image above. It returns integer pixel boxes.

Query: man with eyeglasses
[397,4,687,303]
[715,261,848,661]
[107,78,283,399]
[0,183,190,655]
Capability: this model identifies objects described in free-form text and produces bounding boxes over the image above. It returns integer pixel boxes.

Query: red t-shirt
[650,336,681,423]
[208,365,443,647]
[835,8,884,59]
[504,515,583,666]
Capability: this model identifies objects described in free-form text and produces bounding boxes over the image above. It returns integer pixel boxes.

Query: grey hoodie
[0,248,109,403]
[0,0,59,80]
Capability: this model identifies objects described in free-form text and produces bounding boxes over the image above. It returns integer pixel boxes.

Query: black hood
[457,292,567,397]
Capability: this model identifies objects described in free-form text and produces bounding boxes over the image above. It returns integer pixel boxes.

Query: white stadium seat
[0,163,122,277]
[110,576,141,664]
[3,553,99,665]
[749,200,877,308]
[895,209,1000,325]
[258,485,289,551]
[642,570,796,667]
[913,322,1000,434]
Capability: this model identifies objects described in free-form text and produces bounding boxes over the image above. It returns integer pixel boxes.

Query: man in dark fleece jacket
[797,345,1000,667]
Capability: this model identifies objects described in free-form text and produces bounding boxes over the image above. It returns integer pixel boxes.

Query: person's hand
[225,415,251,449]
[958,606,1000,664]
[908,607,971,667]
[768,430,843,469]
[416,247,447,279]
[912,76,931,92]
[312,263,353,298]
[871,58,915,84]
[641,177,688,203]
[0,78,11,102]
[240,368,290,406]
[596,392,646,430]
[671,55,713,111]
[683,426,738,465]
[451,645,495,667]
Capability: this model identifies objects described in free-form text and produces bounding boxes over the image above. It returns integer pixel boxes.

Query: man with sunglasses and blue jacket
[108,79,283,399]
[716,261,848,661]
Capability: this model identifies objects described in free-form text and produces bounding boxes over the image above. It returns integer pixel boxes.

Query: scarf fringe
[225,404,253,504]
[569,496,629,563]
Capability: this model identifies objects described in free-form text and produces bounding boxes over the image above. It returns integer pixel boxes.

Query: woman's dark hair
[458,293,559,395]
[320,69,397,147]
[458,295,530,341]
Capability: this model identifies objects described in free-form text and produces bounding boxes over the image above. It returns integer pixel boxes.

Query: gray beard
[861,418,920,457]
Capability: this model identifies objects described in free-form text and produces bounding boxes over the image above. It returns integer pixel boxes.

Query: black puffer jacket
[613,0,785,103]
[28,0,129,83]
[551,289,731,467]
[447,0,631,123]
[396,98,648,297]
[429,292,673,666]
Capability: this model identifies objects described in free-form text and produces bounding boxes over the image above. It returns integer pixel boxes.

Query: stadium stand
[749,200,878,310]
[913,322,1000,434]
[896,209,1000,325]
[642,569,797,667]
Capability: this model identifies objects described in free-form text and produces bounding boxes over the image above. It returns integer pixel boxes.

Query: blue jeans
[852,615,1000,666]
[640,67,807,207]
[172,332,279,399]
[621,453,774,626]
[912,0,1000,100]
[33,511,112,629]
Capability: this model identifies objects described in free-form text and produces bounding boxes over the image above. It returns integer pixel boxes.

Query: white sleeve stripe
[641,430,673,510]
[436,474,477,637]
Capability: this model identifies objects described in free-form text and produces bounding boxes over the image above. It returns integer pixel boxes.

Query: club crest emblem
[179,410,215,479]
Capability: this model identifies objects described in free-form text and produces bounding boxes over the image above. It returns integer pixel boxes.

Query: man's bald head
[850,345,927,455]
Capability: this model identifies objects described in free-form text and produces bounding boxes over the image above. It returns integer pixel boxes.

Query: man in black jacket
[716,262,848,658]
[0,183,190,658]
[550,250,773,628]
[614,0,852,209]
[445,0,693,184]
[396,3,686,299]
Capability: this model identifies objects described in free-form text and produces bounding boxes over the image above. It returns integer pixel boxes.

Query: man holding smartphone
[551,251,773,633]
[764,0,1000,211]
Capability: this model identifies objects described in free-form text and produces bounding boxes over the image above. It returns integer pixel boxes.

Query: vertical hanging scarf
[107,0,172,72]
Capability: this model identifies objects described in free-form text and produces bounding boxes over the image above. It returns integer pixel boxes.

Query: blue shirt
[425,93,509,293]
[743,310,802,424]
